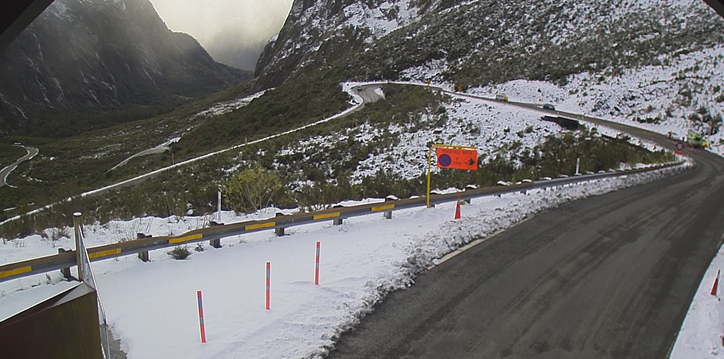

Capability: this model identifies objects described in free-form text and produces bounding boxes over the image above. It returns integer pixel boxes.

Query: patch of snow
[194,90,269,119]
[0,163,686,359]
[470,45,724,157]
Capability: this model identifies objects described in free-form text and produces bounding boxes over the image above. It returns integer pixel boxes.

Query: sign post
[427,144,478,208]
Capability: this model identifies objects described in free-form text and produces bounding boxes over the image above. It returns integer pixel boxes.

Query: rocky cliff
[0,0,251,136]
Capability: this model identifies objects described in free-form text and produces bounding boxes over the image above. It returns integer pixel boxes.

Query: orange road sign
[437,147,478,170]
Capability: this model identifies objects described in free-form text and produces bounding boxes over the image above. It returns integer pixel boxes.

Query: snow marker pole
[712,269,720,296]
[217,189,222,222]
[315,241,321,285]
[576,158,580,175]
[197,290,206,343]
[266,262,271,310]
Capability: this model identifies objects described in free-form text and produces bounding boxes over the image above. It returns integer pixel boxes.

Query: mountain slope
[255,0,724,89]
[0,0,252,137]
[254,0,439,89]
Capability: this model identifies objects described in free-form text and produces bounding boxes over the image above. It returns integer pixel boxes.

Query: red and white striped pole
[712,269,720,296]
[315,241,321,285]
[197,290,207,343]
[265,262,271,310]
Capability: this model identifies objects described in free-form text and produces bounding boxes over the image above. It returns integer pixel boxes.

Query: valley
[1,0,724,358]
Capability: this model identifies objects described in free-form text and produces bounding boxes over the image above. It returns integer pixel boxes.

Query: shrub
[168,246,191,260]
[49,227,71,241]
[224,165,283,213]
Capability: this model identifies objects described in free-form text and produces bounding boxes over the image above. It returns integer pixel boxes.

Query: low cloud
[149,0,293,70]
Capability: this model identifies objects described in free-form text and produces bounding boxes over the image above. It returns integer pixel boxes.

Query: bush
[224,165,283,213]
[168,246,191,260]
[49,227,71,241]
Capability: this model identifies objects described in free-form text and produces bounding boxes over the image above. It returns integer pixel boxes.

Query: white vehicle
[495,93,508,101]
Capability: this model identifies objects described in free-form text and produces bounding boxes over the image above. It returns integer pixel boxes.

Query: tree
[224,165,282,213]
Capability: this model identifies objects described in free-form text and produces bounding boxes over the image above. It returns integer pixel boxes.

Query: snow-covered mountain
[0,0,251,137]
[252,0,724,147]
[254,0,435,88]
[256,0,724,89]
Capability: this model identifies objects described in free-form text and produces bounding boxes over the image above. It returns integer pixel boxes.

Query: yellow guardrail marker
[245,222,276,231]
[371,204,395,212]
[89,248,121,259]
[314,213,341,220]
[169,233,203,244]
[0,266,32,279]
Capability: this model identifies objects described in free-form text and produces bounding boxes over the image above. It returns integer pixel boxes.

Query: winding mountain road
[1,145,38,189]
[327,92,724,359]
[0,86,384,226]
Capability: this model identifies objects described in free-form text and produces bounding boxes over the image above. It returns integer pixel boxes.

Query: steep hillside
[256,0,724,89]
[0,0,252,137]
[254,0,444,88]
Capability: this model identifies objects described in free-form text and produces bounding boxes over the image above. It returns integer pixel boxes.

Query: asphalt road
[85,85,382,197]
[327,96,724,358]
[109,144,171,172]
[0,86,386,226]
[0,145,38,188]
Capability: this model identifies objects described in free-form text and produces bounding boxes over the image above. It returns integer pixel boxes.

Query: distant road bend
[1,145,38,189]
[328,90,724,359]
[0,86,384,226]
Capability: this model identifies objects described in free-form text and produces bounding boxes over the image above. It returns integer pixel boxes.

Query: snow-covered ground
[194,90,269,119]
[467,45,724,156]
[0,65,719,357]
[274,88,564,184]
[0,164,685,359]
[671,255,724,358]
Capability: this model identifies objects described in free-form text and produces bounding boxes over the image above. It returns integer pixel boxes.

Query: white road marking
[432,216,533,268]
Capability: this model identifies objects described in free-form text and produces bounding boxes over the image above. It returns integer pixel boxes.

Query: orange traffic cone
[712,270,720,296]
[454,194,461,220]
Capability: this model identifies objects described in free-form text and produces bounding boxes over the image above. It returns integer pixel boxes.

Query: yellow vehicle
[687,130,710,149]
[495,93,508,101]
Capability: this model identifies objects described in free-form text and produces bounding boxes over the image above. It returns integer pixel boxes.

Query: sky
[148,0,295,71]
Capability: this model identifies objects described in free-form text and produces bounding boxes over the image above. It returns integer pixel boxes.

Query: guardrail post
[275,213,286,236]
[333,218,343,225]
[384,211,392,219]
[137,233,152,262]
[138,251,150,262]
[58,248,72,280]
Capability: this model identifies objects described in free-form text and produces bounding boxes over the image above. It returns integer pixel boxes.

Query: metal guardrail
[0,162,683,283]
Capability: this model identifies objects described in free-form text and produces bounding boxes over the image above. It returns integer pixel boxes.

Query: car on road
[543,104,556,111]
[495,93,508,101]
